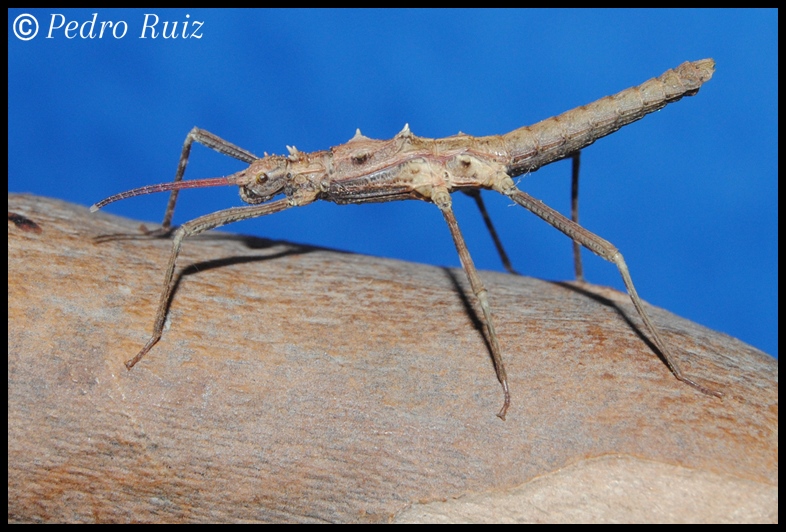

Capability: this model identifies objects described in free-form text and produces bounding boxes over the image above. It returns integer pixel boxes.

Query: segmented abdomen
[503,59,715,177]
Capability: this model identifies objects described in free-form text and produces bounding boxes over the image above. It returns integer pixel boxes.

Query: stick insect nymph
[93,59,721,420]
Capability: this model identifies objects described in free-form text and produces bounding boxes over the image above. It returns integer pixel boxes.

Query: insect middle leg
[433,188,511,420]
[463,189,518,275]
[466,151,585,282]
[569,152,584,282]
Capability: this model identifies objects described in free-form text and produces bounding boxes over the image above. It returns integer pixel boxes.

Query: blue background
[9,9,777,358]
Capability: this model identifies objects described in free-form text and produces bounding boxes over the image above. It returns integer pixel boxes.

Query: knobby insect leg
[462,189,519,275]
[570,151,585,282]
[434,188,511,420]
[125,197,294,369]
[501,184,721,398]
[159,127,260,231]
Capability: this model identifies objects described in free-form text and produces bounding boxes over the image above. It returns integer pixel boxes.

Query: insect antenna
[91,175,238,212]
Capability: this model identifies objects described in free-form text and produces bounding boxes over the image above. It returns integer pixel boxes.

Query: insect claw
[497,390,510,421]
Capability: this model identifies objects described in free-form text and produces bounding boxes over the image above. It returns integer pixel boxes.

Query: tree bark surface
[8,194,777,523]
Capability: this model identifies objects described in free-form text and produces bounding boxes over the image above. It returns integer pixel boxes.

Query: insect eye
[256,172,269,184]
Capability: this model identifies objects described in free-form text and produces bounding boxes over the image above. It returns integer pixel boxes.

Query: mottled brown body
[92,59,718,419]
[222,59,714,209]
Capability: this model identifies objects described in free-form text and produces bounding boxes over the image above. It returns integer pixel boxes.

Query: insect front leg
[125,198,293,369]
[158,127,260,232]
[497,179,721,398]
[433,188,511,420]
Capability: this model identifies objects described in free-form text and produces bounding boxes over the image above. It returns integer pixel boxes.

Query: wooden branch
[8,194,777,523]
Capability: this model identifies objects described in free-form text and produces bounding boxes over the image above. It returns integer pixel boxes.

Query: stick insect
[92,59,720,420]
